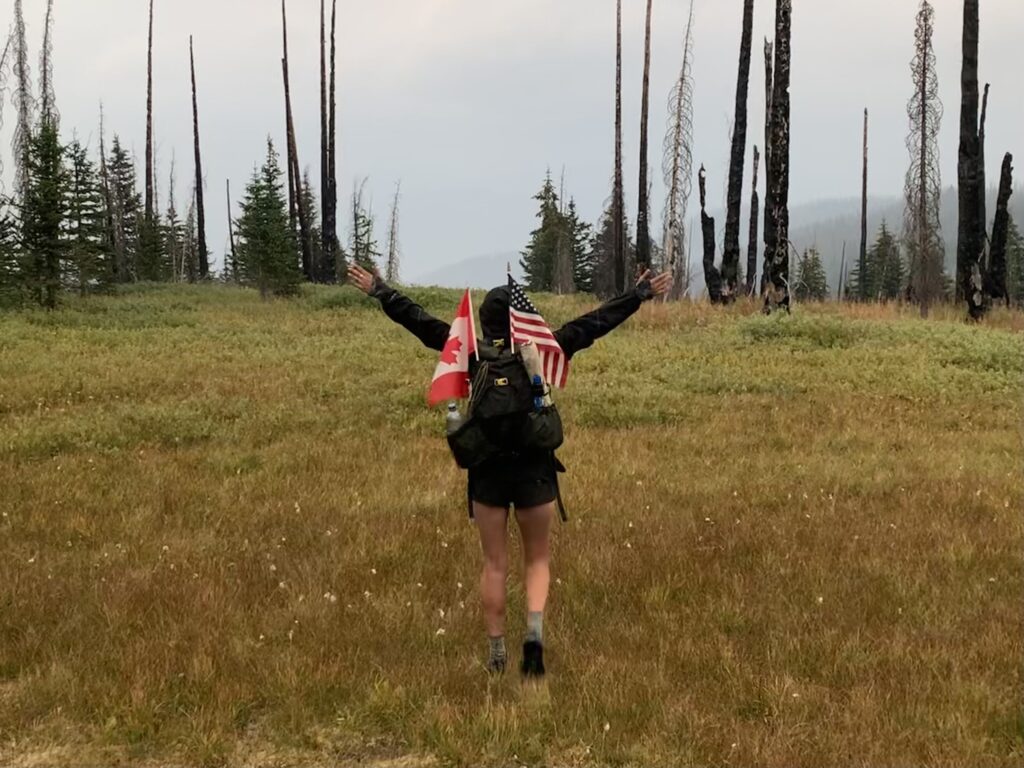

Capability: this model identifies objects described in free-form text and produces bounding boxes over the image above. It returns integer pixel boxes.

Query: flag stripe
[508,276,569,389]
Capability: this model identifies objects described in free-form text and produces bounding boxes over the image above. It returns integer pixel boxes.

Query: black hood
[479,285,511,345]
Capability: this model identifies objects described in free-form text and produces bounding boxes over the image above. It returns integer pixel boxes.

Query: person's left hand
[636,269,673,300]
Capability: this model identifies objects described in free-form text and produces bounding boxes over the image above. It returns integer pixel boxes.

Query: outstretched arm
[347,264,450,352]
[554,270,672,359]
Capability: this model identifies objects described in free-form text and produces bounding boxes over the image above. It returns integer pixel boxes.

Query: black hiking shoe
[521,640,545,678]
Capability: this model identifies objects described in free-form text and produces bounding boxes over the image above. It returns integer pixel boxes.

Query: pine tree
[235,139,301,297]
[871,222,906,301]
[349,180,380,271]
[300,169,324,276]
[22,117,67,308]
[107,136,141,282]
[64,139,108,294]
[794,247,828,302]
[519,172,562,291]
[567,199,595,294]
[0,214,21,304]
[590,203,635,299]
[164,179,184,282]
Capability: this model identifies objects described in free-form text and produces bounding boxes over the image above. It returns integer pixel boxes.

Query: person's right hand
[347,263,378,296]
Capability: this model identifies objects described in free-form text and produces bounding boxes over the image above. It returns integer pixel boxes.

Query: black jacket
[370,282,648,362]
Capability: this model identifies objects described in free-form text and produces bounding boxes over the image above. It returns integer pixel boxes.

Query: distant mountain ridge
[410,252,523,289]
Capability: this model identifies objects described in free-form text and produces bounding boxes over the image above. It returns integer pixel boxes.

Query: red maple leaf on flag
[440,336,462,365]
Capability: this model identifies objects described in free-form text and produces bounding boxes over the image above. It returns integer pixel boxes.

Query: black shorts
[469,452,558,510]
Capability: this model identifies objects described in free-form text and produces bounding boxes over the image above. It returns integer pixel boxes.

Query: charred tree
[635,0,654,272]
[386,181,401,283]
[11,0,34,201]
[145,0,155,231]
[764,0,792,314]
[957,0,985,318]
[722,0,755,301]
[281,0,312,280]
[612,0,626,293]
[762,39,774,295]
[986,153,1013,305]
[904,0,945,318]
[189,37,208,279]
[318,0,332,281]
[859,108,869,301]
[978,82,989,267]
[226,179,238,282]
[699,165,722,301]
[745,145,760,296]
[327,0,341,278]
[662,0,695,300]
[39,0,56,122]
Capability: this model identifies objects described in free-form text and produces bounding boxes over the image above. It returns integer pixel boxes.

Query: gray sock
[488,635,507,668]
[525,611,544,645]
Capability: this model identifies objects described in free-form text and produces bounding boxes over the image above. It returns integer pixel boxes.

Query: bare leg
[515,502,555,615]
[474,502,509,638]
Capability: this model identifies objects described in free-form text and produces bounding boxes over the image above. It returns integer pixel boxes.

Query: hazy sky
[16,0,1023,278]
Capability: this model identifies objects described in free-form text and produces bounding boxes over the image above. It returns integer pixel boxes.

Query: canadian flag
[427,290,478,406]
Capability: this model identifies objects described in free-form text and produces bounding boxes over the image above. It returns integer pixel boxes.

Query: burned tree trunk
[11,0,34,201]
[319,0,333,281]
[635,0,654,273]
[986,153,1013,305]
[764,0,792,313]
[281,0,312,280]
[327,0,341,279]
[958,0,985,318]
[145,0,155,231]
[226,179,238,282]
[39,0,56,121]
[762,39,774,296]
[978,82,989,268]
[699,166,722,301]
[612,0,626,294]
[662,0,695,300]
[189,37,208,279]
[745,146,760,296]
[859,108,869,301]
[722,0,755,301]
[386,181,401,283]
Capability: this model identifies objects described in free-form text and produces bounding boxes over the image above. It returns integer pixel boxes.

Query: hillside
[1,285,1021,768]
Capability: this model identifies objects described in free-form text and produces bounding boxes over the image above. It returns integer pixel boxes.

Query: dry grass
[1,284,1021,768]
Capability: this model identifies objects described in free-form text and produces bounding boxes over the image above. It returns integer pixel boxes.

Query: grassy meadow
[0,283,1022,768]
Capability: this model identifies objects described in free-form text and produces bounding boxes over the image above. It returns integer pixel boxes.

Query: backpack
[446,345,564,471]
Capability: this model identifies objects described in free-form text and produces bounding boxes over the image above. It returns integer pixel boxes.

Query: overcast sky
[15,0,1023,278]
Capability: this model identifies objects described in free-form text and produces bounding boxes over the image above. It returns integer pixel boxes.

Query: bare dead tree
[385,181,401,283]
[226,179,238,282]
[761,39,774,296]
[662,0,695,300]
[189,36,208,279]
[904,0,945,318]
[745,145,760,296]
[39,0,56,123]
[858,108,869,301]
[837,241,847,301]
[144,0,155,232]
[281,1,296,233]
[957,0,986,318]
[319,0,331,281]
[722,0,755,301]
[977,82,989,267]
[612,0,626,293]
[635,0,654,272]
[986,153,1013,305]
[281,0,312,280]
[11,0,33,201]
[699,165,722,300]
[327,0,341,278]
[764,0,792,314]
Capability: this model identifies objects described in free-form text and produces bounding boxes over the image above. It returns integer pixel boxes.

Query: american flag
[508,276,569,389]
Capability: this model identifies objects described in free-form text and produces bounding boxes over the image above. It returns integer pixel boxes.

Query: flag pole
[506,262,515,354]
[467,288,479,362]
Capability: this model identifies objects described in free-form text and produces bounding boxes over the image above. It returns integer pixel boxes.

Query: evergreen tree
[0,213,21,305]
[235,139,300,297]
[64,139,108,294]
[107,136,141,282]
[22,117,67,307]
[301,169,324,276]
[1006,216,1024,308]
[520,172,562,291]
[589,203,635,299]
[794,246,828,302]
[349,182,380,271]
[870,222,906,301]
[567,199,594,293]
[182,189,198,284]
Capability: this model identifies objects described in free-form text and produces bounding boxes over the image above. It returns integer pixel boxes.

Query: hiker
[347,263,672,677]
